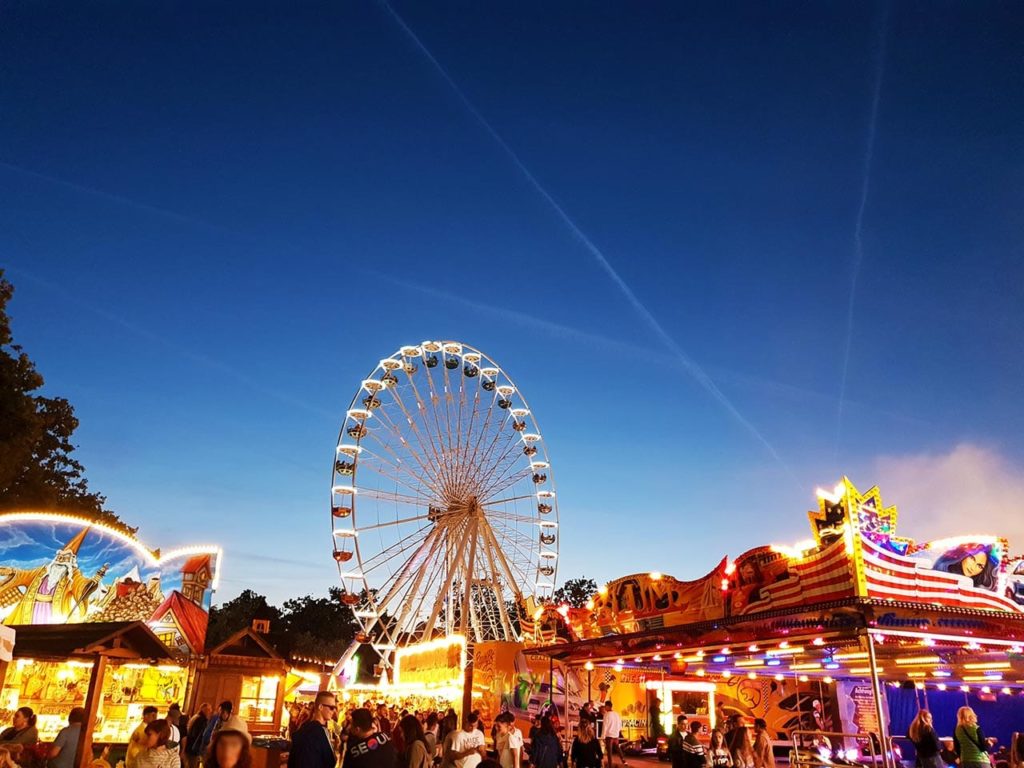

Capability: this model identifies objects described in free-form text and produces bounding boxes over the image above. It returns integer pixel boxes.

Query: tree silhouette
[0,270,126,530]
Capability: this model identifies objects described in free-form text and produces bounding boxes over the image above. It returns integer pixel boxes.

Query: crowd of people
[908,706,1024,768]
[0,701,252,768]
[662,713,774,768]
[5,694,1023,768]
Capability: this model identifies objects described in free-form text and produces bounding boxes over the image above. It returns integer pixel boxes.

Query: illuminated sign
[394,636,466,686]
[0,511,221,654]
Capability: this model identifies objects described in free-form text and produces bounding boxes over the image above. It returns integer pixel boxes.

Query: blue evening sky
[2,2,1022,604]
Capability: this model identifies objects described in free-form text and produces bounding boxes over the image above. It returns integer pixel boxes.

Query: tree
[551,577,598,608]
[0,271,127,531]
[207,589,281,647]
[277,587,361,660]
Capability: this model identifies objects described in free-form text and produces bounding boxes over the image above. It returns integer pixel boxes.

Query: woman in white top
[137,720,181,768]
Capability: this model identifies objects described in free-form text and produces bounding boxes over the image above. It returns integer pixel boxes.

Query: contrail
[374,268,932,426]
[836,2,889,458]
[376,1,797,482]
[0,160,231,234]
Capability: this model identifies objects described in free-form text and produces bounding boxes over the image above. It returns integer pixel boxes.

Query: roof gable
[209,627,282,660]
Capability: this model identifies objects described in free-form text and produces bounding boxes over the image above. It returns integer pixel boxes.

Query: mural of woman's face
[740,563,756,582]
[961,552,988,578]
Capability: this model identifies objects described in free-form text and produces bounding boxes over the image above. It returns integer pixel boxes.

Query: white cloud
[873,443,1024,552]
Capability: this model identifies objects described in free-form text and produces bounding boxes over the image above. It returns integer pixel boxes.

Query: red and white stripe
[861,536,1022,613]
[740,538,856,615]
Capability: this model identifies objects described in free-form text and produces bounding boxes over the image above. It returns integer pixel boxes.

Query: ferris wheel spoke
[446,359,469,500]
[480,525,516,639]
[466,408,515,488]
[452,383,482,499]
[483,494,537,506]
[359,522,436,575]
[400,538,452,639]
[488,520,543,571]
[479,458,533,501]
[454,385,494,498]
[366,400,442,492]
[402,372,456,493]
[357,451,440,504]
[357,487,437,506]
[369,523,444,623]
[480,516,531,603]
[384,385,452,496]
[420,361,460,495]
[423,516,474,634]
[481,507,542,525]
[355,512,432,533]
[361,427,439,496]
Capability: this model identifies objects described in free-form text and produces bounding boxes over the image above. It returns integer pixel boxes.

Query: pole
[588,667,592,702]
[461,655,473,720]
[77,654,107,768]
[865,632,891,768]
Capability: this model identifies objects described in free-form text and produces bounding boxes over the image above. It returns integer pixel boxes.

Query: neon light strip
[0,511,224,591]
[869,629,1023,648]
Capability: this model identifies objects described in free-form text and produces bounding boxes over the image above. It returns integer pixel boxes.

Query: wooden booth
[0,621,178,768]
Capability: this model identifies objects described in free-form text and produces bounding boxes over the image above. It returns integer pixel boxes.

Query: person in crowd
[377,706,393,738]
[203,703,233,756]
[424,713,440,757]
[48,708,86,768]
[345,708,397,768]
[954,707,990,768]
[725,717,750,768]
[751,720,773,768]
[579,704,597,730]
[681,722,706,768]
[495,714,524,768]
[289,691,338,768]
[527,717,541,751]
[667,716,689,768]
[127,707,161,768]
[908,710,943,768]
[447,713,486,768]
[205,717,252,768]
[570,720,602,768]
[601,702,624,768]
[137,719,181,768]
[184,704,211,768]
[401,715,433,768]
[1010,732,1023,768]
[165,710,182,755]
[530,717,561,768]
[440,715,461,768]
[708,730,733,768]
[0,707,38,764]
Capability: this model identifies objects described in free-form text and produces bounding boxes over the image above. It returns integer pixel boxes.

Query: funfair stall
[0,511,221,767]
[523,479,1024,767]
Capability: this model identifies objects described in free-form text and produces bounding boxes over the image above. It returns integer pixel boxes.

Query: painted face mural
[931,541,1002,591]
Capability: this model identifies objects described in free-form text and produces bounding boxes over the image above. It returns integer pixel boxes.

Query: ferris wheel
[330,341,558,664]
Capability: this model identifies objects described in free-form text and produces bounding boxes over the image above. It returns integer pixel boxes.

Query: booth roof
[7,621,177,661]
[523,597,1024,666]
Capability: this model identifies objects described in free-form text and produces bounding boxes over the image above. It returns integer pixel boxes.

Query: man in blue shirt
[202,702,233,754]
[48,708,85,768]
[289,692,340,768]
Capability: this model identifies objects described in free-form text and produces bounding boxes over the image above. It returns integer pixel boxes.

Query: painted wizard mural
[0,527,107,624]
[0,514,219,655]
